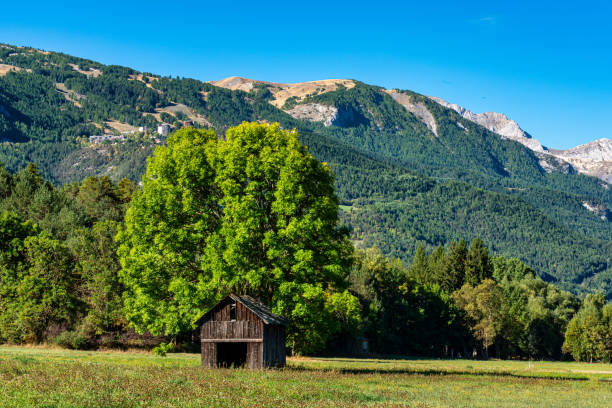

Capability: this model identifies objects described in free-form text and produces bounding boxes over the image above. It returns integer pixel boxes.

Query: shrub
[54,331,88,350]
[152,342,174,357]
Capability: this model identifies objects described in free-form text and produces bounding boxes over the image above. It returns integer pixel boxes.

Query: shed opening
[217,342,247,367]
[230,302,236,321]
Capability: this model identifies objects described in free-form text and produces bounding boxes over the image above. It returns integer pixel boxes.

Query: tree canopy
[117,123,357,353]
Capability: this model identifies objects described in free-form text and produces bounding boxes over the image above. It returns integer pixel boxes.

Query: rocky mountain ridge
[427,96,547,153]
[211,76,611,184]
[426,95,612,184]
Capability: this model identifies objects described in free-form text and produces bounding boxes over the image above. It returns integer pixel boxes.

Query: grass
[1,347,611,407]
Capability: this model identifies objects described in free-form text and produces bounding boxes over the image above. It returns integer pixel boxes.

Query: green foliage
[453,279,502,357]
[9,234,80,343]
[0,145,601,361]
[277,283,354,355]
[1,45,611,297]
[67,221,125,337]
[400,240,580,359]
[159,112,175,123]
[118,124,355,353]
[54,330,88,350]
[152,342,174,357]
[465,238,493,286]
[1,44,612,358]
[249,83,274,102]
[343,179,612,295]
[349,247,463,355]
[0,165,132,346]
[563,293,612,362]
[282,96,300,110]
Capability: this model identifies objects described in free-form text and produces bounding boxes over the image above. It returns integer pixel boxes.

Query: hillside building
[157,123,171,136]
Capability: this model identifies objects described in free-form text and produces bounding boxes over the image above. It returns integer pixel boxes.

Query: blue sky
[2,1,611,148]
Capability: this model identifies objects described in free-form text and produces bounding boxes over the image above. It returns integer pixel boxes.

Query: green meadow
[1,347,611,407]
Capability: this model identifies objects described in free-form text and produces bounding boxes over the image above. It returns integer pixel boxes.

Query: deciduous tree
[117,123,356,353]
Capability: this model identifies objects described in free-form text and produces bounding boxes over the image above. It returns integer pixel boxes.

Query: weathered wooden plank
[201,338,263,343]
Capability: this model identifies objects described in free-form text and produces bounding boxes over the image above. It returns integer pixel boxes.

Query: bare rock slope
[386,91,438,136]
[551,139,612,184]
[428,96,546,153]
[427,96,612,184]
[287,103,339,127]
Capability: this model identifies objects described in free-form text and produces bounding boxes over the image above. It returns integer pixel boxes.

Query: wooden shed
[198,294,289,369]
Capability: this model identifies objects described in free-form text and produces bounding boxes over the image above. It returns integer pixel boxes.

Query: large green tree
[563,293,612,362]
[452,279,502,359]
[117,123,356,353]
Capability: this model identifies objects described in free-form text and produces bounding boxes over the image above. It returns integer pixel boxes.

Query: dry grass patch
[152,104,211,127]
[210,77,356,108]
[0,64,24,76]
[104,121,139,134]
[68,63,101,78]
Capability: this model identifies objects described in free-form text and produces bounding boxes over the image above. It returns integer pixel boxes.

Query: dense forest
[0,156,609,361]
[1,43,611,298]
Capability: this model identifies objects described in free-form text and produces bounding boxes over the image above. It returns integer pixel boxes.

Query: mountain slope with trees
[0,128,589,360]
[0,43,611,296]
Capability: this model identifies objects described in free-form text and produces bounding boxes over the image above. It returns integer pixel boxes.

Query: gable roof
[198,294,289,326]
[230,294,289,325]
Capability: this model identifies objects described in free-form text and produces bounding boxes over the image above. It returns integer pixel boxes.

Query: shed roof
[199,294,289,326]
[229,294,290,325]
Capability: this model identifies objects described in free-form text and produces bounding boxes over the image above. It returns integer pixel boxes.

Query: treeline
[350,241,580,359]
[342,180,612,293]
[0,162,610,361]
[349,241,612,362]
[0,164,144,348]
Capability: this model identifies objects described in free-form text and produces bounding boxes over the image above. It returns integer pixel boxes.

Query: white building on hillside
[157,124,171,136]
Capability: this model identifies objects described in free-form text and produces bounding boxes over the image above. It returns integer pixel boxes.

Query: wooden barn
[198,294,289,369]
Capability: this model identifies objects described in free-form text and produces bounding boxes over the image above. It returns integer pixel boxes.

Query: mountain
[1,43,611,296]
[426,95,612,184]
[213,76,612,184]
[551,139,612,184]
[427,96,546,153]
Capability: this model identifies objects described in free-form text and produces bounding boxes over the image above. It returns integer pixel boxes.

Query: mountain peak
[428,96,547,153]
[426,96,612,183]
[557,138,612,162]
[209,76,273,92]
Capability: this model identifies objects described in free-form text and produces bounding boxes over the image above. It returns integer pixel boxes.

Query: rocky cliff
[427,96,612,184]
[428,96,546,153]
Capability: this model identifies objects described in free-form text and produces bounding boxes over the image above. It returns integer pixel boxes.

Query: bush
[152,342,174,357]
[54,331,88,350]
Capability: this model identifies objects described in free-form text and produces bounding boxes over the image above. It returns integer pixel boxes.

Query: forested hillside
[1,43,611,296]
[0,130,588,360]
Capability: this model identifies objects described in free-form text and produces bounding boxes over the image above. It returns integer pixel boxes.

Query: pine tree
[465,238,493,286]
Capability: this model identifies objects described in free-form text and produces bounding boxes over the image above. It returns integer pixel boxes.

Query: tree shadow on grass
[286,365,590,382]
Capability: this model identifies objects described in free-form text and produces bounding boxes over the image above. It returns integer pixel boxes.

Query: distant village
[88,121,194,145]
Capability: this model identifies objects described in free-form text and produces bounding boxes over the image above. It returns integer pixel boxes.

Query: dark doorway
[216,342,247,367]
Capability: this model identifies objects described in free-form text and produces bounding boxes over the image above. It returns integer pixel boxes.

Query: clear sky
[2,1,611,149]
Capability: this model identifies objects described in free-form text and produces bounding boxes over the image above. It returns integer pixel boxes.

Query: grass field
[1,347,611,407]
